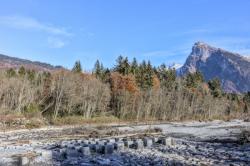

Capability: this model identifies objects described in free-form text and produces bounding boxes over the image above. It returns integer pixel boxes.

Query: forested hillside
[1,56,250,128]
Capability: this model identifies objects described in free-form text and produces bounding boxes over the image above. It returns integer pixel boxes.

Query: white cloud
[47,37,66,48]
[0,15,72,36]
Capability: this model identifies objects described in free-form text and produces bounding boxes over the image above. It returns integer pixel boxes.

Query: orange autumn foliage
[110,72,139,94]
[152,75,160,91]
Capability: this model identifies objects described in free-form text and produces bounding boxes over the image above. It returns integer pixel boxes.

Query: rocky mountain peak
[180,42,250,93]
[191,41,217,62]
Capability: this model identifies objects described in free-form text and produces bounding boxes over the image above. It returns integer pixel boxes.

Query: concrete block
[75,146,82,152]
[96,140,106,145]
[77,140,83,144]
[95,144,105,154]
[19,157,29,166]
[143,138,153,147]
[81,146,91,156]
[83,140,89,145]
[70,140,76,144]
[92,138,100,142]
[124,140,133,148]
[152,137,159,144]
[41,150,53,161]
[134,139,144,149]
[88,143,96,152]
[61,141,70,148]
[67,144,75,149]
[114,141,125,151]
[66,149,80,158]
[104,143,114,154]
[161,137,175,146]
[59,148,67,158]
[107,139,116,143]
[115,138,122,142]
[88,140,95,144]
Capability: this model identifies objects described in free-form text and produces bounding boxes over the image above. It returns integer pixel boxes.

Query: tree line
[1,56,250,126]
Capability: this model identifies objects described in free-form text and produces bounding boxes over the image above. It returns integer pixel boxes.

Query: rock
[80,162,93,166]
[0,157,18,166]
[96,158,111,166]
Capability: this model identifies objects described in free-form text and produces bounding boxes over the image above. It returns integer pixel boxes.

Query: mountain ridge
[180,42,250,93]
[0,53,63,71]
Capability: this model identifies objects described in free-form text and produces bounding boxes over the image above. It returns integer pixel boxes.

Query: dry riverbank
[0,120,250,165]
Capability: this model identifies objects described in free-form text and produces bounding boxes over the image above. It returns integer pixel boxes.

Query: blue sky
[0,0,250,70]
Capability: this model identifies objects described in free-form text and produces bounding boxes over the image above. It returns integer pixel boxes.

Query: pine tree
[195,71,204,83]
[18,66,26,76]
[156,64,176,89]
[103,68,111,83]
[243,92,250,112]
[135,60,154,90]
[72,60,82,73]
[145,61,153,88]
[123,57,130,75]
[208,78,222,97]
[114,55,123,73]
[186,71,204,88]
[114,55,130,75]
[130,57,138,75]
[27,69,35,81]
[93,60,103,78]
[6,68,16,77]
[135,60,146,89]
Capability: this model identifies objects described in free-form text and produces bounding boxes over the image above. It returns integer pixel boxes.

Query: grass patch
[25,118,45,129]
[51,115,120,126]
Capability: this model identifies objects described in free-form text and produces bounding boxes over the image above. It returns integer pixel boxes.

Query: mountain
[0,54,63,71]
[179,42,250,93]
[168,63,183,70]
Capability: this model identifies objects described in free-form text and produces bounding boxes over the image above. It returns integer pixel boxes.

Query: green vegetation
[0,56,249,128]
[72,60,82,73]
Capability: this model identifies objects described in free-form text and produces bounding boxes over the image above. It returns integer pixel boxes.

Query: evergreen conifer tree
[72,60,82,73]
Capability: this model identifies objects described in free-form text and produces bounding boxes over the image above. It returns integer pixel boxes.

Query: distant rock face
[0,54,63,71]
[180,42,250,93]
[168,63,183,70]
